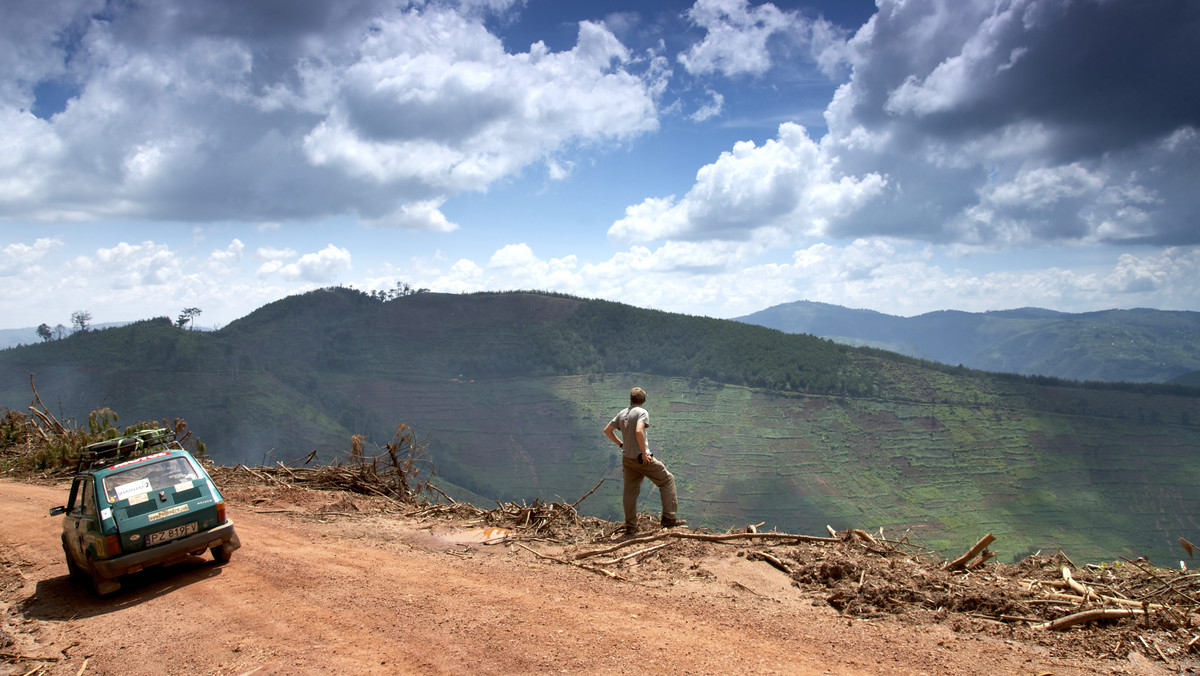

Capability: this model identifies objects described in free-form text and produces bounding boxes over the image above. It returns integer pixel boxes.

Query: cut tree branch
[515,542,626,581]
[942,534,996,571]
[570,478,605,509]
[598,542,674,565]
[1036,608,1144,631]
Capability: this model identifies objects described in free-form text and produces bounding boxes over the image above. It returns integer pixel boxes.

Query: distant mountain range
[736,301,1200,384]
[7,301,1197,384]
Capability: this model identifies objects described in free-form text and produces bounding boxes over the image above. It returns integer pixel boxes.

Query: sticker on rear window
[173,479,195,493]
[114,478,152,501]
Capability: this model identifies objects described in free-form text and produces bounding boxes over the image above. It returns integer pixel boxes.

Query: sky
[2,0,1198,331]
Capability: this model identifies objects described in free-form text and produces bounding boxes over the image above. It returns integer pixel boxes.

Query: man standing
[603,387,686,535]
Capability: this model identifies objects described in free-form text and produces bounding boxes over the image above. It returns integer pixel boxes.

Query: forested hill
[213,288,868,394]
[737,300,1200,383]
[0,287,873,461]
[3,288,1199,564]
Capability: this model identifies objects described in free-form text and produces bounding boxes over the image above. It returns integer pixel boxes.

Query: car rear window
[102,457,202,503]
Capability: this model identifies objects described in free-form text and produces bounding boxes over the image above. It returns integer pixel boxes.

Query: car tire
[211,543,234,564]
[62,543,84,580]
[86,555,121,597]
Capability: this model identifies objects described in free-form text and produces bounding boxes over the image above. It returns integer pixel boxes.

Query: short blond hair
[630,387,647,406]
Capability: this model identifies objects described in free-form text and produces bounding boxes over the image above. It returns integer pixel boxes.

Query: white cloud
[0,237,62,276]
[483,243,580,290]
[257,246,298,261]
[1102,247,1200,298]
[255,245,297,276]
[545,158,573,181]
[208,239,245,267]
[689,88,724,122]
[609,122,886,243]
[299,13,658,193]
[679,0,804,77]
[277,244,352,282]
[256,261,284,278]
[489,243,539,268]
[92,241,183,289]
[360,199,459,232]
[608,196,684,242]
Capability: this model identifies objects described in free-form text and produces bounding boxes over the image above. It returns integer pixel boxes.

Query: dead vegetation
[211,424,437,508]
[0,377,205,475]
[211,445,1200,669]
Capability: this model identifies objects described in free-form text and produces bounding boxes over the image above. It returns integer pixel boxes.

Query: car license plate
[146,521,198,546]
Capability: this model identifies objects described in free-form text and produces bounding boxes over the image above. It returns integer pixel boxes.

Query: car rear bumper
[92,521,240,579]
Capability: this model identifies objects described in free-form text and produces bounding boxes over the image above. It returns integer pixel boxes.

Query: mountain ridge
[736,300,1200,383]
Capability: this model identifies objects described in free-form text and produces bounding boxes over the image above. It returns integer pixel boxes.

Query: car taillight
[101,534,122,557]
[216,501,226,523]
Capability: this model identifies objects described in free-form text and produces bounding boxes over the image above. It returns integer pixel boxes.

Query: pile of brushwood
[210,424,443,508]
[553,528,1200,666]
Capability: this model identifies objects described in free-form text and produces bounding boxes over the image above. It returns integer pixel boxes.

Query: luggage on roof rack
[78,428,176,470]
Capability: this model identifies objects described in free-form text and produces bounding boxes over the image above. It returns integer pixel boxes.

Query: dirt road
[0,479,1167,675]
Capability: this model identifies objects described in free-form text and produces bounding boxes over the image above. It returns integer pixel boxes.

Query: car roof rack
[76,428,178,472]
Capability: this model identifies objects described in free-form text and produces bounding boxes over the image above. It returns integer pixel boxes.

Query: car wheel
[86,555,121,597]
[211,543,234,564]
[62,543,84,580]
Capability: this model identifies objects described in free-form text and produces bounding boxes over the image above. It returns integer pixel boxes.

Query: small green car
[49,428,240,596]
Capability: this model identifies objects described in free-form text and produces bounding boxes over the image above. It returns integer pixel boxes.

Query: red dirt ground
[2,478,1196,675]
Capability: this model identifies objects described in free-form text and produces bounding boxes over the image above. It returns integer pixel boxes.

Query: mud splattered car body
[49,429,240,595]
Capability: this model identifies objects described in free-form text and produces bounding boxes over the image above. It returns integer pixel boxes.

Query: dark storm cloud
[878,0,1200,161]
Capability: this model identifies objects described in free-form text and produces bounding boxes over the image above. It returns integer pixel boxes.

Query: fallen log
[1060,566,1094,600]
[966,550,996,570]
[576,531,839,560]
[1036,608,1144,631]
[851,529,877,545]
[1042,591,1200,623]
[942,534,996,571]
